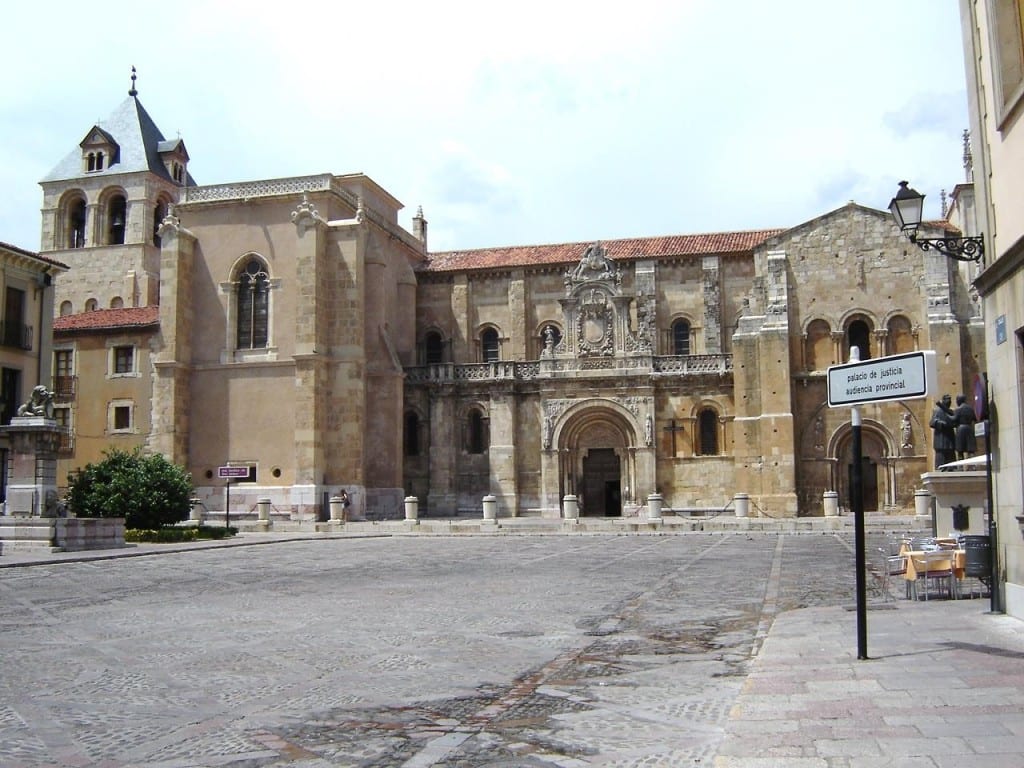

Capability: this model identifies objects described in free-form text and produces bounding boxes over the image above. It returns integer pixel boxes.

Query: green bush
[124,526,237,543]
[67,449,193,530]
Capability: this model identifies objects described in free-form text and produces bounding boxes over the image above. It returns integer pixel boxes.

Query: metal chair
[878,548,908,600]
[910,551,956,600]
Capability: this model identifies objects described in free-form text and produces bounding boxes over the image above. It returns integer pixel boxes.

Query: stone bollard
[257,497,271,521]
[482,494,497,521]
[329,496,346,523]
[190,497,204,524]
[823,490,839,517]
[647,493,663,521]
[914,489,933,520]
[734,492,750,518]
[257,497,272,529]
[404,496,419,522]
[562,494,579,520]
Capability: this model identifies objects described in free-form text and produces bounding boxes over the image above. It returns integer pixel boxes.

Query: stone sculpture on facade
[900,412,913,451]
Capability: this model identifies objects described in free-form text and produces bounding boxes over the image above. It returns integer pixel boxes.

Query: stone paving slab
[2,525,1021,767]
[715,598,1024,768]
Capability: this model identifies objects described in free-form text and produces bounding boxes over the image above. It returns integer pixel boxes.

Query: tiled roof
[54,306,160,333]
[0,241,68,270]
[420,229,785,273]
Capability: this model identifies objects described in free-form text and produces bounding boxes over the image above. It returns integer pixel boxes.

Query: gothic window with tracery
[236,258,270,350]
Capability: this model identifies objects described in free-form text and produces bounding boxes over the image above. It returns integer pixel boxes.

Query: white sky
[1,0,969,254]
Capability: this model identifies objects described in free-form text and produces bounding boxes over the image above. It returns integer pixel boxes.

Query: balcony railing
[52,375,77,400]
[57,428,74,455]
[0,321,33,351]
[405,354,733,384]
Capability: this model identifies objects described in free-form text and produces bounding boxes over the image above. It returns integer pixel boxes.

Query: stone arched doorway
[556,403,641,517]
[830,421,896,512]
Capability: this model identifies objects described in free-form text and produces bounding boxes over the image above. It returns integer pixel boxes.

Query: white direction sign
[827,351,935,407]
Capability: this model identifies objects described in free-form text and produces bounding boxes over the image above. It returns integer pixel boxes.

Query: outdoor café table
[903,549,965,599]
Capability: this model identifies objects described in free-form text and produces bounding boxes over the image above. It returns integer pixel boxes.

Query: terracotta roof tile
[0,240,69,270]
[420,229,785,273]
[54,306,160,333]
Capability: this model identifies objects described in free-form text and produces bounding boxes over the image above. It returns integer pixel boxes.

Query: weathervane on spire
[129,66,138,97]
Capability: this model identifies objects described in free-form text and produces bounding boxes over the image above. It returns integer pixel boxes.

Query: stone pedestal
[1,416,61,517]
[329,496,346,523]
[920,472,987,537]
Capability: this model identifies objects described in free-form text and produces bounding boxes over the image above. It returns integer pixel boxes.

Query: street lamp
[888,180,985,262]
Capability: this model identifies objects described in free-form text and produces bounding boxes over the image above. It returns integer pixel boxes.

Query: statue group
[930,393,977,467]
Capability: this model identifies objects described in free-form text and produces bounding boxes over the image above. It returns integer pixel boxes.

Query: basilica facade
[39,86,983,520]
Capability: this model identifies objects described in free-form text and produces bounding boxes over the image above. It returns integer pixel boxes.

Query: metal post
[983,373,1000,613]
[849,346,868,660]
[225,480,231,531]
[852,403,868,659]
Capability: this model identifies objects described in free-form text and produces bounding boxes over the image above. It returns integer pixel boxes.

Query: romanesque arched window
[236,258,270,350]
[424,331,444,364]
[672,319,692,355]
[887,314,915,355]
[697,408,719,456]
[846,317,873,361]
[404,411,421,456]
[466,407,488,454]
[481,327,500,363]
[805,319,832,370]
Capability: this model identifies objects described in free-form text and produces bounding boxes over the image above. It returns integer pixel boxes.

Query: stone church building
[39,82,983,520]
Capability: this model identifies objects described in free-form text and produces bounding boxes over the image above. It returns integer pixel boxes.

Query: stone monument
[4,386,61,517]
[0,387,124,552]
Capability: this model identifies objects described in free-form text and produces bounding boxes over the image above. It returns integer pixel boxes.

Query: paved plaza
[1,530,1022,767]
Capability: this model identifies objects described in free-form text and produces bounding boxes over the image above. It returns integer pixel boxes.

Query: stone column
[1,417,62,517]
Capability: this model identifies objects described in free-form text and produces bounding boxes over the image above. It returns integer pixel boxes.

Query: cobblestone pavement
[0,532,887,767]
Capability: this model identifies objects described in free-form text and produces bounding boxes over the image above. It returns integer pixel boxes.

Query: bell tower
[38,67,193,315]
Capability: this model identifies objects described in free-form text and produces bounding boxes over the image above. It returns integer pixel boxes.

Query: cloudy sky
[1,1,968,254]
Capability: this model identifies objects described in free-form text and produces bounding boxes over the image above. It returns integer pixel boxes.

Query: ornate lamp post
[888,181,998,613]
[888,180,984,262]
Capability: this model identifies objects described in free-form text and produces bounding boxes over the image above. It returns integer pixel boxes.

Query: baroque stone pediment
[564,242,621,296]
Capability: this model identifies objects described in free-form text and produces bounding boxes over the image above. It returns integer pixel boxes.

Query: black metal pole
[225,480,231,531]
[984,373,1000,613]
[852,403,868,660]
